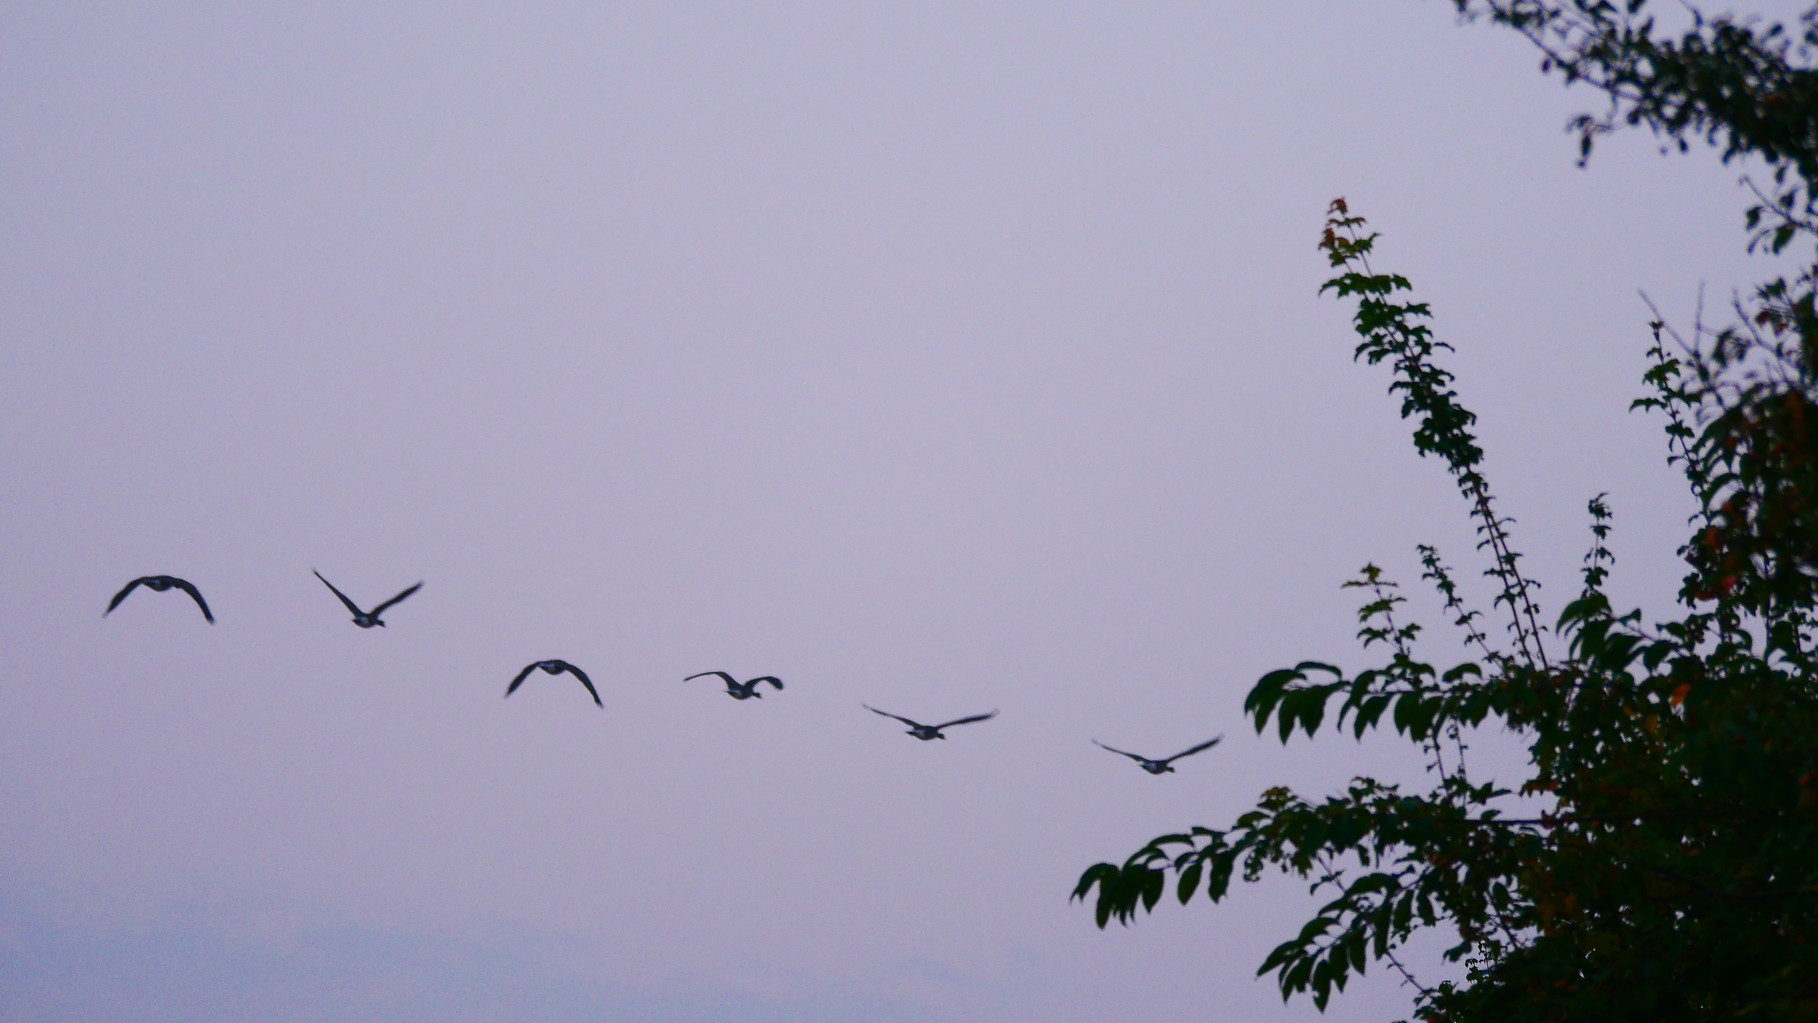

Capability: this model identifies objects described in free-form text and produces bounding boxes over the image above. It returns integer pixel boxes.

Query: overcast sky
[0,3,1784,1021]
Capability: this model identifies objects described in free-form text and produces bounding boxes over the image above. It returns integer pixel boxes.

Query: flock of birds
[103,572,1226,770]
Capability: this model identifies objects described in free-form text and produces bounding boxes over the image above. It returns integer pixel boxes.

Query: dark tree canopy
[1074,3,1818,1020]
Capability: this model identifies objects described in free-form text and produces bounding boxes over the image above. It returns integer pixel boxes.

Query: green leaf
[1139,869,1164,911]
[1177,860,1205,904]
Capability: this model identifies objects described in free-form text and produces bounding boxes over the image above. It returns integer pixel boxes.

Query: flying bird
[685,671,783,700]
[313,570,421,628]
[506,660,602,707]
[864,705,997,740]
[104,575,214,623]
[1092,735,1224,774]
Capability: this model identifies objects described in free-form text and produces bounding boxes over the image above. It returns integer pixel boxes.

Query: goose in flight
[313,570,421,628]
[104,576,214,623]
[506,659,602,707]
[685,671,783,700]
[864,705,997,740]
[1093,736,1223,774]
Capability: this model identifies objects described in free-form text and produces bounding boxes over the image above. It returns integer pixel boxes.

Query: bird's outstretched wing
[313,570,365,616]
[1092,739,1150,764]
[505,663,539,697]
[935,710,998,730]
[864,705,924,728]
[685,671,735,686]
[169,578,215,623]
[370,581,423,616]
[1160,735,1224,765]
[104,577,149,616]
[560,662,603,707]
[749,676,784,691]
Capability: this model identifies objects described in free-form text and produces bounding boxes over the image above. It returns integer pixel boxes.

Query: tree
[1073,4,1818,1020]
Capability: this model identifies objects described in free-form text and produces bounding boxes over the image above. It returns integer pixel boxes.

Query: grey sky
[0,3,1777,1020]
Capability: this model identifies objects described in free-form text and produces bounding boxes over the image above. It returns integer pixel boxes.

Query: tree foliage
[1073,3,1818,1019]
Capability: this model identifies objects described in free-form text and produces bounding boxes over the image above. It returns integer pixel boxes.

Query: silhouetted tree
[1074,4,1818,1020]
